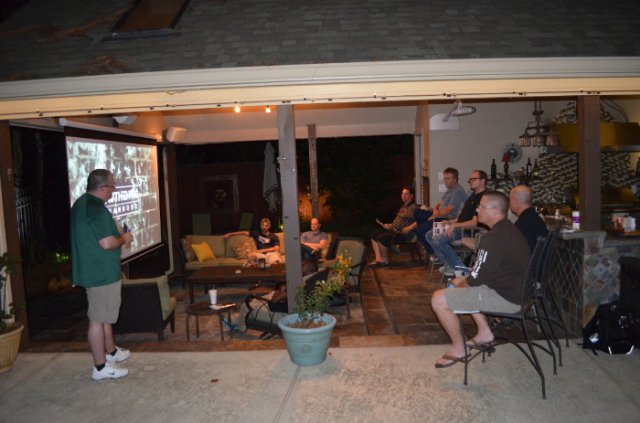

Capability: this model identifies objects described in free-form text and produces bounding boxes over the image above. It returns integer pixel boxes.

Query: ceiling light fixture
[442,100,476,122]
[234,105,241,113]
[519,101,558,148]
[265,105,271,113]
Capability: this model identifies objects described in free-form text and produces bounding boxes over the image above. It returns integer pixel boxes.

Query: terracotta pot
[0,324,23,373]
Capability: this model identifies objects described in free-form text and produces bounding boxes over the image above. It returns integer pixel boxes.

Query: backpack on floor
[582,302,640,355]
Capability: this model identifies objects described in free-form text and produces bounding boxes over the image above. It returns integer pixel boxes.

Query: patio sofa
[182,233,288,271]
[182,231,338,271]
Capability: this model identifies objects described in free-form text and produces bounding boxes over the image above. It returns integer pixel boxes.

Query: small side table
[186,302,237,342]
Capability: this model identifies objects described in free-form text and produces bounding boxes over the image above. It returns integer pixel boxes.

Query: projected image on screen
[66,135,162,260]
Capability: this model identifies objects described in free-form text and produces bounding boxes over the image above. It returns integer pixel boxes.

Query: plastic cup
[208,289,217,304]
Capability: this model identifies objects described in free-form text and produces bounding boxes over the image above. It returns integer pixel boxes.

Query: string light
[234,105,240,113]
[265,105,271,113]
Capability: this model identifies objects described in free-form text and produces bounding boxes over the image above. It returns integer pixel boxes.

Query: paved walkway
[2,343,639,423]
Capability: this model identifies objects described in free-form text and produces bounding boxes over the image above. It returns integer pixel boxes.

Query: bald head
[509,185,532,216]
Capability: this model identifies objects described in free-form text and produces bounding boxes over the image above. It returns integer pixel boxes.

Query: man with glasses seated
[425,170,488,272]
[408,167,468,254]
[430,191,530,368]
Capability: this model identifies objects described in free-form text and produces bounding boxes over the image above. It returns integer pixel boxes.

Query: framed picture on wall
[200,174,239,212]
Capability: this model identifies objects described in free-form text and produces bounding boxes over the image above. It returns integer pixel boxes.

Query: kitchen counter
[546,226,640,333]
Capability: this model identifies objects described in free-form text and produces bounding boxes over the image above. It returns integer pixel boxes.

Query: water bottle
[444,269,455,288]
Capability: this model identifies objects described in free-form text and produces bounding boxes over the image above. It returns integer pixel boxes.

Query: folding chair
[458,236,557,399]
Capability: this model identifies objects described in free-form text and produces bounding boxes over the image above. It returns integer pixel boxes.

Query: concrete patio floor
[2,341,639,423]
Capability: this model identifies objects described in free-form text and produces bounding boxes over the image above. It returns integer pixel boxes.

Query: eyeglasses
[101,184,116,189]
[468,177,482,182]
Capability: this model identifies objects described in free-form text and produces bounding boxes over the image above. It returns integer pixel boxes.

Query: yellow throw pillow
[192,242,215,262]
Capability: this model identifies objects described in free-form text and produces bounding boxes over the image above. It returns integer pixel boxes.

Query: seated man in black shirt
[509,185,548,252]
[430,191,530,368]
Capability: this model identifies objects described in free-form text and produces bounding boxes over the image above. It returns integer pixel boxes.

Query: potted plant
[0,252,23,373]
[278,251,351,365]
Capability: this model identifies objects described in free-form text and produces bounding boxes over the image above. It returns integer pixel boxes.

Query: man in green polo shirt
[71,169,133,380]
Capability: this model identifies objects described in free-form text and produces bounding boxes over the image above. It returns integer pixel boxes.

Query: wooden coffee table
[186,263,286,304]
[185,302,237,342]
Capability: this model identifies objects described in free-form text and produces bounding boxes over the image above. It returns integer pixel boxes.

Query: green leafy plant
[291,251,351,328]
[0,252,21,334]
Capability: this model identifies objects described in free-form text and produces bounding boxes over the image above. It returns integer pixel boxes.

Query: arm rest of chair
[123,275,174,320]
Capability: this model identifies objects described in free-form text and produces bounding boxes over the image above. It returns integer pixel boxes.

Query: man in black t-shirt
[425,170,487,270]
[430,191,530,368]
[225,217,281,265]
[509,185,548,252]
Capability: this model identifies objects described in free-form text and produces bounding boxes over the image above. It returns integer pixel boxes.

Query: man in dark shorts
[71,169,133,380]
[369,187,418,267]
[430,191,530,368]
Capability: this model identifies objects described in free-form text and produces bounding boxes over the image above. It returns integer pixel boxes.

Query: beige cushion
[181,237,195,262]
[275,232,286,255]
[192,242,215,262]
[321,233,332,259]
[122,275,175,321]
[234,237,257,259]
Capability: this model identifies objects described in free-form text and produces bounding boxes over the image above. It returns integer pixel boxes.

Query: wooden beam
[278,106,302,312]
[0,121,29,349]
[577,96,601,231]
[307,124,320,219]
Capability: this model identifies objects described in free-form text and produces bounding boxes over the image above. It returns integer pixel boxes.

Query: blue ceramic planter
[278,313,336,366]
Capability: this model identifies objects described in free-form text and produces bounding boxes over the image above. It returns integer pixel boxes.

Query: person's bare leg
[370,240,383,262]
[103,323,116,355]
[379,244,389,264]
[87,320,106,365]
[467,313,494,345]
[431,289,466,364]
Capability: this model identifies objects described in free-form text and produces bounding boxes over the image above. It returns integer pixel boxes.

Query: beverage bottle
[525,158,532,178]
[444,269,455,288]
[503,162,509,179]
[490,159,497,179]
[532,159,539,178]
[636,157,640,177]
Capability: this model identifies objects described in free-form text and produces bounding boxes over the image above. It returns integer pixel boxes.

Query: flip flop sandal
[434,354,466,368]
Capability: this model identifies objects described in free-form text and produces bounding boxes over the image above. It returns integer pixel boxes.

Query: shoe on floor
[91,363,128,380]
[222,318,239,332]
[106,346,131,364]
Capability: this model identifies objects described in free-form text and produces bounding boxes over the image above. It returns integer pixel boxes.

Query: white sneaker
[106,346,131,364]
[91,363,128,380]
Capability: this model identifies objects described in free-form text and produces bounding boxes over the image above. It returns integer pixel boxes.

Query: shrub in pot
[278,252,351,365]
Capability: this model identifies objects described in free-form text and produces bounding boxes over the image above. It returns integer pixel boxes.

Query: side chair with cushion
[114,274,177,341]
[244,269,330,338]
[391,231,422,263]
[457,236,557,399]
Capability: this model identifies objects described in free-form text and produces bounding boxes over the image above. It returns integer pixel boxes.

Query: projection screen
[65,128,163,261]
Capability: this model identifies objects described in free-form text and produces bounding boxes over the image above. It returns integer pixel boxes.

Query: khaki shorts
[86,280,122,324]
[444,285,520,314]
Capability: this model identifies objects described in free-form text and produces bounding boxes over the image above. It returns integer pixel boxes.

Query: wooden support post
[307,124,320,219]
[278,106,302,312]
[578,96,601,231]
[0,121,29,349]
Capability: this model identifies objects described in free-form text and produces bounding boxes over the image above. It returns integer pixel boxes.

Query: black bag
[582,302,640,355]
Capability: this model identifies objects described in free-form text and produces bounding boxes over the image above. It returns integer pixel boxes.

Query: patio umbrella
[262,142,279,213]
